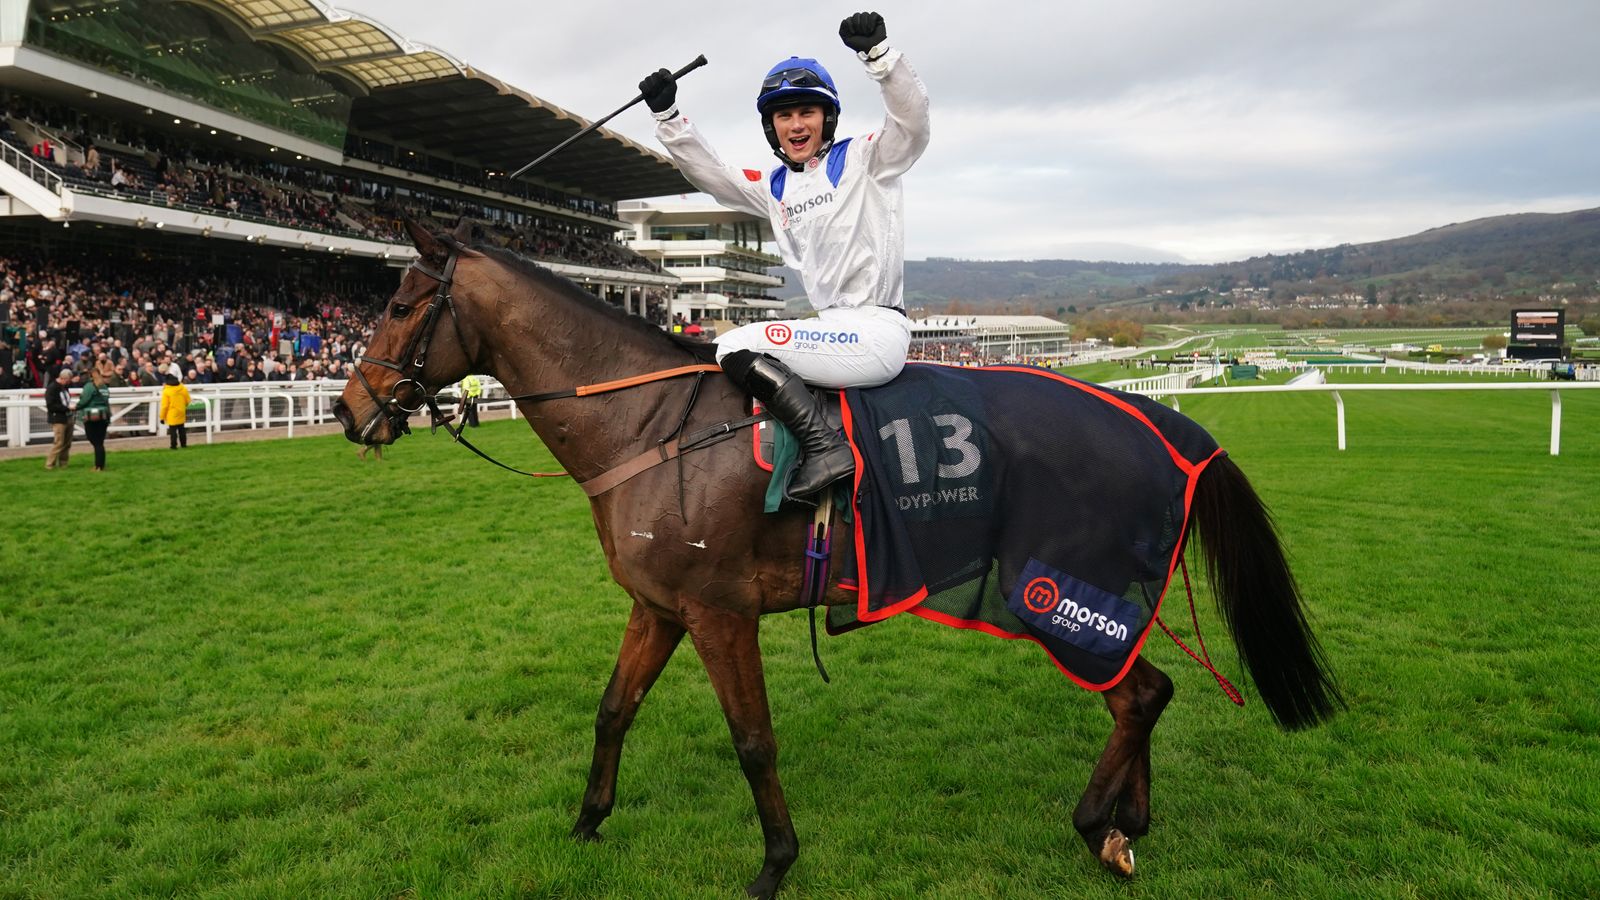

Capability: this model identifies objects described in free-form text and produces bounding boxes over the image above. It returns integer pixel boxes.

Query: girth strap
[577,412,768,497]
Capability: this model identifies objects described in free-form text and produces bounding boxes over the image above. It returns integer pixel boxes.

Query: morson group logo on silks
[782,191,834,223]
[764,323,861,351]
[1007,558,1143,658]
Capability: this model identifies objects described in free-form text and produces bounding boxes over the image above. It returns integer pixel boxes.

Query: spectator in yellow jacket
[159,372,191,449]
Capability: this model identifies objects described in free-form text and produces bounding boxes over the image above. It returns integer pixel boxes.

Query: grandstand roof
[348,69,690,203]
[185,0,692,201]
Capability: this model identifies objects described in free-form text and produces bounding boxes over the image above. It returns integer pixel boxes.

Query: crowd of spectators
[907,340,982,364]
[0,250,679,395]
[0,253,381,391]
[905,341,1074,367]
[344,141,617,218]
[4,93,659,275]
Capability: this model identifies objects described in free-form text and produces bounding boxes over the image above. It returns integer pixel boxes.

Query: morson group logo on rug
[765,323,792,345]
[1007,558,1143,658]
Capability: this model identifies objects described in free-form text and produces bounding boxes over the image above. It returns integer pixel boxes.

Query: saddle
[752,390,844,512]
[760,363,1225,692]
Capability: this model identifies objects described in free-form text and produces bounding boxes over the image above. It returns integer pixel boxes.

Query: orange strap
[574,364,722,397]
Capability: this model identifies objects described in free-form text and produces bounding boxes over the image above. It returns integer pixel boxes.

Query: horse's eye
[391,304,413,319]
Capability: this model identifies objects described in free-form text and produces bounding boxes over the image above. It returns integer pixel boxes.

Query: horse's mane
[470,243,720,364]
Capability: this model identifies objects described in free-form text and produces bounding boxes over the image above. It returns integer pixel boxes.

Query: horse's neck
[479,276,709,480]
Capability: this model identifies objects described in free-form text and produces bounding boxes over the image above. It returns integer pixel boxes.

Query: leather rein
[349,240,767,495]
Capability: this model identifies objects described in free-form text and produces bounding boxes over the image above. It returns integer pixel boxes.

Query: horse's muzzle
[331,397,361,443]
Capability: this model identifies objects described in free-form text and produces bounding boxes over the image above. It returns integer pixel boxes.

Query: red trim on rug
[908,604,1160,692]
[841,390,929,622]
[906,449,1224,692]
[751,399,774,472]
[835,367,1225,688]
[983,366,1200,475]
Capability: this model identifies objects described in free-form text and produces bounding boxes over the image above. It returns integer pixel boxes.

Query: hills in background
[770,206,1600,314]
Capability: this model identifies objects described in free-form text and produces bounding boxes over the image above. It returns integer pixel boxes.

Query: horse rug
[824,364,1224,690]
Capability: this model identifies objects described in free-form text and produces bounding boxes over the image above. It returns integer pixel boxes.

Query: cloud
[341,0,1600,262]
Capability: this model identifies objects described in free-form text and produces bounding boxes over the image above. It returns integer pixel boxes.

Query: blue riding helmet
[756,57,840,166]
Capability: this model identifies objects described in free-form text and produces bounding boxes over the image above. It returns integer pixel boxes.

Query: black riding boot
[722,350,854,501]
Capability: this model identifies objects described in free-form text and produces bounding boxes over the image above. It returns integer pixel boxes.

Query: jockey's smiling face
[771,104,826,164]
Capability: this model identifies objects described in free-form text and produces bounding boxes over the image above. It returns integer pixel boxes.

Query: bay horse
[332,220,1340,898]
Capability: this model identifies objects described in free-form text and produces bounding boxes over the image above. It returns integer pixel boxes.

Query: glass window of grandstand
[649,223,751,242]
[26,0,352,148]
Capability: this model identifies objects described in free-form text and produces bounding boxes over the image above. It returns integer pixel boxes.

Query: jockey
[640,11,930,501]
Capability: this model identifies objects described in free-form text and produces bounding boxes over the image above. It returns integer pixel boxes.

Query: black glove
[839,11,887,54]
[638,68,677,114]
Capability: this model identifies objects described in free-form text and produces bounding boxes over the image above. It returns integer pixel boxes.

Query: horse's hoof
[1098,827,1136,878]
[570,824,603,843]
[745,866,788,899]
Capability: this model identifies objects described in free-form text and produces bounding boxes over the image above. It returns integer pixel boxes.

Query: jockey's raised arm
[641,11,928,504]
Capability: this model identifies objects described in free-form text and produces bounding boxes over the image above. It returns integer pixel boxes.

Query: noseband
[350,240,465,443]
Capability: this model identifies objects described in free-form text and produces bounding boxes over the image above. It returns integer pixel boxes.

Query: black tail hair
[1189,454,1343,729]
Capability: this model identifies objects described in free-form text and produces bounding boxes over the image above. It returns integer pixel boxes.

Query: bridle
[347,235,767,488]
[349,238,467,444]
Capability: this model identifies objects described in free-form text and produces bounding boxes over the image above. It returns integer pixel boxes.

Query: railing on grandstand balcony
[49,174,388,244]
[0,379,521,449]
[0,139,66,197]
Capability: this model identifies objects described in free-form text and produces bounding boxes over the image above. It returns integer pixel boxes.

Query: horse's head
[333,217,482,446]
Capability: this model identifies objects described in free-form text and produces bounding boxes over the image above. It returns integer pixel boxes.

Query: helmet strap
[763,108,840,172]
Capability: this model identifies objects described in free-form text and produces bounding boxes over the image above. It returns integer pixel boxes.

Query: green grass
[4,392,1600,898]
[1055,360,1143,383]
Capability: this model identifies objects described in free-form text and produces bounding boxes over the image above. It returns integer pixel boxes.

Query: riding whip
[507,54,708,181]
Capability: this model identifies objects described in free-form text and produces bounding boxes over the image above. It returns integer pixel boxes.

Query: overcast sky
[341,0,1599,264]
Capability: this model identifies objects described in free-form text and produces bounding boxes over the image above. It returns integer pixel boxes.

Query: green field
[1057,360,1549,387]
[4,387,1599,898]
[1144,324,1583,357]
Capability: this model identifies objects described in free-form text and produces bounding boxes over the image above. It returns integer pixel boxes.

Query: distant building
[618,201,786,324]
[910,315,1088,362]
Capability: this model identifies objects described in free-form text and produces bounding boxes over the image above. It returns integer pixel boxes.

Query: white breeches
[714,305,911,389]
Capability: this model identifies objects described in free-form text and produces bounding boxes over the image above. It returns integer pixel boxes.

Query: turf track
[2,386,1597,897]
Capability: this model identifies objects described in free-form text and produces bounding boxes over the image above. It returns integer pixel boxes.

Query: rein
[435,364,765,495]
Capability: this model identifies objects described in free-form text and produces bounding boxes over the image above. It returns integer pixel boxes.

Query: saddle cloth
[821,363,1224,691]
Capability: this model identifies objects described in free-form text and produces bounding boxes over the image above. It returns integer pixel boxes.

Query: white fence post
[6,403,26,448]
[1551,390,1562,456]
[1332,391,1346,450]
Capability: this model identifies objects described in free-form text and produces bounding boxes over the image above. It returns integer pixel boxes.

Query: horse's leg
[571,600,685,841]
[1111,658,1172,842]
[684,604,797,900]
[1072,657,1173,878]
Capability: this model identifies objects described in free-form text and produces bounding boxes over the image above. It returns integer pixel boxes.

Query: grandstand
[0,0,698,389]
[618,200,787,326]
[909,314,1093,364]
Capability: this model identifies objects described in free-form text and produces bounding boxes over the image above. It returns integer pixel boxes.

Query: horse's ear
[451,217,474,245]
[403,214,446,260]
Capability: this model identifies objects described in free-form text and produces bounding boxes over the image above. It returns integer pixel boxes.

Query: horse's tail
[1188,453,1343,730]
